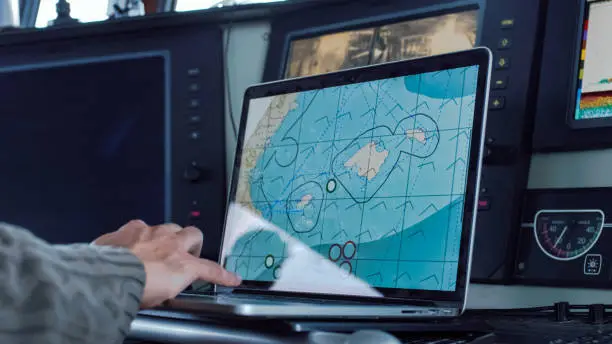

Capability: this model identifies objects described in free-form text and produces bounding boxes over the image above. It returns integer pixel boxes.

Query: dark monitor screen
[0,54,168,244]
[573,0,612,125]
[284,9,478,78]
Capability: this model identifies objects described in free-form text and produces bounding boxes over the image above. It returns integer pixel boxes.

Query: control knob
[183,162,206,183]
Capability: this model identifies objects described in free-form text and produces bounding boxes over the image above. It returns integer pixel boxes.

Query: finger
[152,223,183,237]
[188,257,241,287]
[119,219,148,232]
[175,226,204,257]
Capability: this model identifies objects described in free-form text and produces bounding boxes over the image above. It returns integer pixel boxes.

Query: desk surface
[130,314,304,344]
[129,309,612,344]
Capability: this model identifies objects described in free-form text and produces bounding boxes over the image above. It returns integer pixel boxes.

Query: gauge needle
[554,226,569,248]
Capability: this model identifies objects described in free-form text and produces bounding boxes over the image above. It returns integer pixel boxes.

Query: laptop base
[163,294,459,319]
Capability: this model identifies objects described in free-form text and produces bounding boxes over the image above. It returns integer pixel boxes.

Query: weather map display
[575,0,612,120]
[229,66,479,293]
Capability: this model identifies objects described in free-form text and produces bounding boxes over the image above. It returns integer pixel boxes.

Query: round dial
[534,210,604,261]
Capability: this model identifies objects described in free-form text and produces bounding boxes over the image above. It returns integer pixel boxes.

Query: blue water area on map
[239,66,478,291]
[226,196,464,290]
[405,68,478,99]
[225,229,285,282]
[287,181,325,233]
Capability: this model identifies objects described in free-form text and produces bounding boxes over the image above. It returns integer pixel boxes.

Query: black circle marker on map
[340,261,353,274]
[343,241,356,260]
[273,265,281,279]
[328,244,342,262]
[264,254,275,269]
[326,179,337,193]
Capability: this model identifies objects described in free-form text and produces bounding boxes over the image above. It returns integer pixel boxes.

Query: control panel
[469,0,545,283]
[169,30,227,261]
[514,188,612,288]
[180,65,223,235]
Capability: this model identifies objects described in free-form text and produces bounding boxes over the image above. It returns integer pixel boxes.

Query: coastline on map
[235,93,298,215]
[344,141,389,181]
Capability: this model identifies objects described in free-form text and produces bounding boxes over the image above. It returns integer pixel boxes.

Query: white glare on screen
[175,0,285,12]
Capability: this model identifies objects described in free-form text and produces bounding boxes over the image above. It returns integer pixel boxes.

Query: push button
[496,57,510,70]
[500,18,514,29]
[584,254,602,276]
[478,198,490,211]
[490,96,505,110]
[187,68,200,76]
[189,115,202,124]
[498,38,512,50]
[493,77,508,90]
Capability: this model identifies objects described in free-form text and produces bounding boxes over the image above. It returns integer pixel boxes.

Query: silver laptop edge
[168,294,458,317]
[462,47,492,314]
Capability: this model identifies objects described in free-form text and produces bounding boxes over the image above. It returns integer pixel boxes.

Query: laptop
[166,47,492,318]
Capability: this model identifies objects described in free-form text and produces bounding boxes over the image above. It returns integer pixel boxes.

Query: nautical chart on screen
[228,66,479,292]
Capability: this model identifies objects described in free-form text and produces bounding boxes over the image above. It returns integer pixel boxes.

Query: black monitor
[533,0,612,151]
[0,14,226,260]
[263,0,547,283]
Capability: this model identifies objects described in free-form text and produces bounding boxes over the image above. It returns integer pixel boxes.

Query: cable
[224,22,239,141]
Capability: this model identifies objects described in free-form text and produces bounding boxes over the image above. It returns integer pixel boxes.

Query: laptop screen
[224,60,483,298]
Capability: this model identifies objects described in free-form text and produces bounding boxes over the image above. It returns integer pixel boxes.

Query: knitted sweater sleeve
[0,222,146,344]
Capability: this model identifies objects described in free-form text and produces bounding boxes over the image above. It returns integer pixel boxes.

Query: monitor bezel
[225,48,491,306]
[567,0,612,129]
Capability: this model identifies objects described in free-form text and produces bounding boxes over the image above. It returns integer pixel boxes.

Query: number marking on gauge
[533,209,605,261]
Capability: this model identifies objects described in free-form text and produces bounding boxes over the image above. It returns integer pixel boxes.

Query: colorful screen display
[575,0,612,120]
[225,65,479,293]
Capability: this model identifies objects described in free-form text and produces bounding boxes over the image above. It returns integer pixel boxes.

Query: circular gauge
[534,210,605,261]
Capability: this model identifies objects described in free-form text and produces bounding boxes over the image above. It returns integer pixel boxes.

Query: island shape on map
[406,128,427,143]
[344,141,389,181]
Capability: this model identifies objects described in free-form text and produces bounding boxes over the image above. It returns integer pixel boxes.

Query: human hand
[94,220,241,308]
